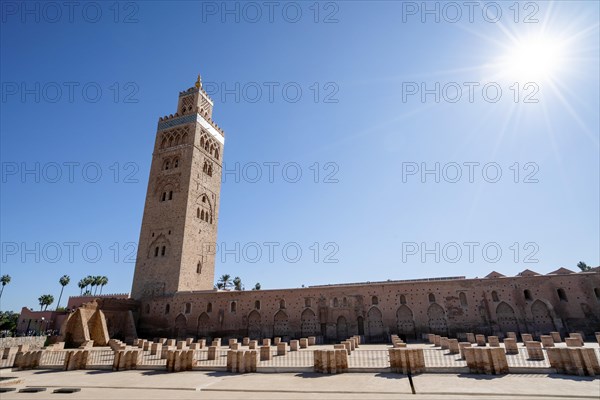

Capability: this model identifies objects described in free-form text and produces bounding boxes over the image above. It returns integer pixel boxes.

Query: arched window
[215,148,219,160]
[333,298,339,307]
[342,297,347,307]
[206,302,212,313]
[557,288,568,302]
[372,296,378,305]
[524,289,532,301]
[154,247,159,257]
[165,304,170,314]
[196,262,202,274]
[197,208,200,218]
[164,160,170,170]
[595,288,600,301]
[255,300,261,310]
[161,192,166,202]
[279,299,286,309]
[202,195,207,203]
[185,303,191,314]
[459,292,468,307]
[201,210,205,220]
[168,191,173,200]
[174,158,179,168]
[400,295,407,305]
[161,138,167,149]
[231,301,237,313]
[161,246,166,256]
[428,293,435,303]
[491,291,499,302]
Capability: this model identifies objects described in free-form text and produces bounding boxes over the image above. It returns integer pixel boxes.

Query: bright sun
[501,36,565,82]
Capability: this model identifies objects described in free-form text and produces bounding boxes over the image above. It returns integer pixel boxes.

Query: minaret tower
[131,75,224,299]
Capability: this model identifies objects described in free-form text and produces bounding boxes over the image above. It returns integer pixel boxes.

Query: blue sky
[1,1,598,312]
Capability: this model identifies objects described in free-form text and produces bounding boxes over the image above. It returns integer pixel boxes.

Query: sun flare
[500,35,566,82]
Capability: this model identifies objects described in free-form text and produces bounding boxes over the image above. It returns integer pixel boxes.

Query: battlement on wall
[157,112,225,136]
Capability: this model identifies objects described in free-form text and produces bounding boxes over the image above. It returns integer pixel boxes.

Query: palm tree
[577,261,591,272]
[83,275,94,295]
[218,274,232,290]
[78,279,86,295]
[56,275,70,310]
[98,276,108,295]
[252,282,261,291]
[233,276,243,291]
[0,275,11,299]
[38,294,54,311]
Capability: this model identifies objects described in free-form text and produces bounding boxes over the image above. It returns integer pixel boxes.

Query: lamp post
[41,317,45,336]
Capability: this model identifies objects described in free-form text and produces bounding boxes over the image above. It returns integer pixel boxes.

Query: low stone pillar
[166,339,176,347]
[212,338,221,347]
[143,341,151,351]
[550,332,562,343]
[458,342,471,359]
[189,343,201,350]
[427,333,435,344]
[448,339,460,354]
[245,350,258,372]
[176,341,187,350]
[226,350,236,372]
[525,341,544,360]
[353,335,361,346]
[308,336,316,346]
[334,344,345,351]
[186,338,194,346]
[248,340,258,350]
[476,335,486,347]
[566,338,582,347]
[262,338,271,347]
[314,350,348,374]
[388,348,425,374]
[541,335,555,348]
[440,337,449,350]
[207,346,217,360]
[290,340,299,351]
[277,342,287,356]
[65,350,88,371]
[242,337,250,346]
[547,347,600,376]
[463,347,508,374]
[230,343,239,350]
[506,332,517,341]
[273,337,281,345]
[151,342,162,356]
[159,338,168,345]
[229,338,238,348]
[595,332,600,345]
[300,338,309,348]
[568,333,584,346]
[260,345,271,361]
[488,336,500,347]
[341,341,352,355]
[503,338,519,355]
[521,333,533,343]
[161,346,174,359]
[348,338,355,351]
[197,339,206,348]
[433,335,441,347]
[466,333,476,344]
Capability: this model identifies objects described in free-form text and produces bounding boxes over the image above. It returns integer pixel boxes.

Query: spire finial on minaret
[195,74,202,89]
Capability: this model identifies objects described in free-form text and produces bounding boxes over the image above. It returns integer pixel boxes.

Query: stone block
[506,332,517,341]
[260,345,271,361]
[427,333,435,344]
[230,343,239,350]
[197,339,206,348]
[166,339,176,347]
[290,340,299,351]
[550,332,562,343]
[521,333,533,343]
[388,348,425,374]
[595,332,600,345]
[525,341,544,360]
[248,340,258,350]
[151,342,162,356]
[228,338,238,347]
[262,338,271,347]
[503,338,519,355]
[466,333,476,344]
[188,343,201,350]
[242,337,250,346]
[274,337,281,345]
[541,335,555,348]
[308,336,316,346]
[176,341,187,350]
[440,337,449,350]
[245,350,258,372]
[476,335,486,347]
[463,347,508,374]
[547,347,600,376]
[566,338,582,347]
[207,346,217,360]
[186,338,194,345]
[433,335,441,347]
[277,342,287,356]
[212,338,221,347]
[488,336,500,347]
[568,333,584,346]
[448,339,460,354]
[300,338,309,348]
[458,342,471,359]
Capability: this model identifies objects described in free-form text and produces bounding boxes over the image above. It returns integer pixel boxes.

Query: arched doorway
[427,303,447,335]
[531,300,555,332]
[247,310,261,339]
[496,302,519,333]
[174,314,187,339]
[301,309,319,337]
[336,316,348,340]
[357,316,365,335]
[273,310,289,337]
[396,305,415,339]
[197,312,210,338]
[367,307,384,343]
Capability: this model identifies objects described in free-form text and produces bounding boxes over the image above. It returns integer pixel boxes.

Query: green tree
[577,261,591,272]
[56,275,70,310]
[233,276,243,291]
[0,311,19,333]
[218,274,232,290]
[252,282,261,291]
[98,276,108,295]
[0,275,11,299]
[83,276,94,294]
[38,294,54,311]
